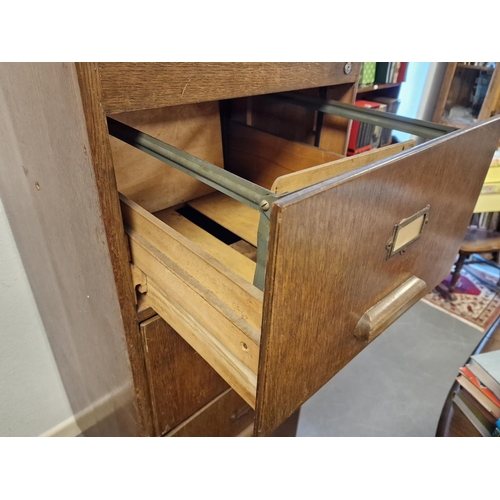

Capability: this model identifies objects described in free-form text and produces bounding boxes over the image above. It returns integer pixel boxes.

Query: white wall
[0,197,73,436]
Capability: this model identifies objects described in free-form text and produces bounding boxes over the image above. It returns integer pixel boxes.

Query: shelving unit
[350,63,407,153]
[433,62,500,127]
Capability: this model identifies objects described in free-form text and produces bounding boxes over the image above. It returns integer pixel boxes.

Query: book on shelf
[469,350,500,399]
[457,367,500,419]
[397,62,408,83]
[375,62,393,84]
[371,103,387,149]
[347,100,380,156]
[453,389,497,436]
[359,62,376,86]
[370,97,400,147]
[453,350,500,436]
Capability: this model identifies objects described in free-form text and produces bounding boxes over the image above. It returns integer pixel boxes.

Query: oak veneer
[98,62,360,114]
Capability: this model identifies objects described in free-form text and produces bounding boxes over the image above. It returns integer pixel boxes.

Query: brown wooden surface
[167,388,255,437]
[225,121,342,189]
[188,192,260,246]
[110,102,224,213]
[271,140,415,194]
[460,227,500,253]
[141,315,229,436]
[0,63,148,436]
[98,63,359,114]
[437,316,500,437]
[479,65,500,120]
[319,83,359,155]
[433,63,457,123]
[154,208,256,283]
[255,116,500,436]
[75,63,155,436]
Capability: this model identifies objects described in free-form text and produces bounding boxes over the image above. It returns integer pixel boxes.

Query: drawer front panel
[141,315,228,436]
[256,116,500,436]
[167,388,254,437]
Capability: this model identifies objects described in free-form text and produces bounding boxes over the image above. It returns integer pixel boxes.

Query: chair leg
[449,253,467,295]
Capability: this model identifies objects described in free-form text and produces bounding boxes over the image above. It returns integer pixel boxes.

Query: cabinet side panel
[0,63,147,436]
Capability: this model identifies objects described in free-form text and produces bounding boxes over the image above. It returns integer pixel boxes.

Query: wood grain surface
[272,140,415,194]
[154,208,256,282]
[110,102,224,212]
[75,63,155,435]
[225,121,342,189]
[433,63,458,123]
[166,388,255,437]
[188,192,260,246]
[255,115,500,436]
[0,63,149,436]
[141,315,229,436]
[98,63,359,114]
[319,83,359,155]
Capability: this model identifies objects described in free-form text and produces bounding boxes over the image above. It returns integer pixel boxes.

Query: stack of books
[453,350,500,436]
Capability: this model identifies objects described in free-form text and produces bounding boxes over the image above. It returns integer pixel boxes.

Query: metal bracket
[386,205,430,260]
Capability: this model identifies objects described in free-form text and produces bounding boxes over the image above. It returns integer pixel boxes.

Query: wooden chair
[449,226,500,295]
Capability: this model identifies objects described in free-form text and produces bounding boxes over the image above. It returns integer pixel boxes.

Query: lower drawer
[167,388,254,437]
[140,315,228,436]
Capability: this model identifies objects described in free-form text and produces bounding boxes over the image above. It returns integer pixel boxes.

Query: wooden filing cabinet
[1,63,500,437]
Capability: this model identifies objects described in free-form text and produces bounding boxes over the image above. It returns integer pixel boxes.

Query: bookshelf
[433,62,500,127]
[349,62,407,155]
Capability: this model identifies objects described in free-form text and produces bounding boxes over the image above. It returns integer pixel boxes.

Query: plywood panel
[110,102,224,213]
[255,116,500,436]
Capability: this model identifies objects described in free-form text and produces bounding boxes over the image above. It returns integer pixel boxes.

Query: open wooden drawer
[109,94,500,436]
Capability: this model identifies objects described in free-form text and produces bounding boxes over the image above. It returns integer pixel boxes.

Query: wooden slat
[225,121,342,189]
[120,195,263,334]
[155,208,256,283]
[256,116,500,436]
[98,63,360,114]
[433,63,458,123]
[188,192,259,247]
[110,102,224,213]
[272,140,416,194]
[140,315,229,436]
[146,277,257,408]
[166,388,254,437]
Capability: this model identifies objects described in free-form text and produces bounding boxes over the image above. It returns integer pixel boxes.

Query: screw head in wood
[344,63,352,75]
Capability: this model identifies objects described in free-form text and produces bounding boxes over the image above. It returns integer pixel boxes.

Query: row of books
[453,350,500,437]
[347,98,400,156]
[359,62,408,87]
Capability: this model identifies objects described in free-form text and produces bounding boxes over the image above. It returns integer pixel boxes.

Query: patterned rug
[422,266,500,332]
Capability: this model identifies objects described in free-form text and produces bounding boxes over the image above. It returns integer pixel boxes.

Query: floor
[297,300,484,437]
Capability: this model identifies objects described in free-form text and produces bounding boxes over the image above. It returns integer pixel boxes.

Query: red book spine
[397,62,408,83]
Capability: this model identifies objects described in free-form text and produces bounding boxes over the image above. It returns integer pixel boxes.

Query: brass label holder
[386,205,430,260]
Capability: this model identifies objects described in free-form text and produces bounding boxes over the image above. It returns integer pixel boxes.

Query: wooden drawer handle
[354,276,427,342]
